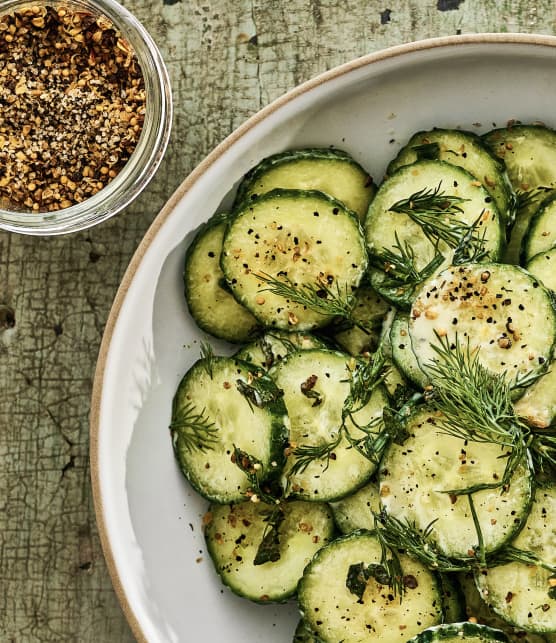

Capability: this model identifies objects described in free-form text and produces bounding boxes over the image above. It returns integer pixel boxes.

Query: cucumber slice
[407,622,509,643]
[170,356,288,503]
[269,349,388,502]
[297,530,443,642]
[459,571,548,643]
[221,189,368,331]
[235,331,327,371]
[329,480,381,534]
[379,308,416,396]
[388,128,515,227]
[365,160,504,307]
[526,247,556,292]
[409,263,556,384]
[183,213,260,342]
[513,350,556,429]
[390,312,429,389]
[474,484,556,633]
[522,194,556,263]
[234,148,375,221]
[379,407,533,559]
[483,124,556,264]
[204,499,335,603]
[512,484,556,564]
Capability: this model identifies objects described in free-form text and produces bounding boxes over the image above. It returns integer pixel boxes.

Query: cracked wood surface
[1,1,555,641]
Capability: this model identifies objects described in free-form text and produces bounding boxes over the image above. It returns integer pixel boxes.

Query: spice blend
[0,4,146,212]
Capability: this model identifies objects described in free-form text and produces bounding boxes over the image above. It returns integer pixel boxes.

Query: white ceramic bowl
[91,34,556,642]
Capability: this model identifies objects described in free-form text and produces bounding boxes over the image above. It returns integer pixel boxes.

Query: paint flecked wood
[1,1,555,640]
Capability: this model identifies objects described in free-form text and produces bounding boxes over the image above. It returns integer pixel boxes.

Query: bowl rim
[89,32,556,642]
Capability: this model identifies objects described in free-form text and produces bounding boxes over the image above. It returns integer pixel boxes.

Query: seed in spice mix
[0,4,146,213]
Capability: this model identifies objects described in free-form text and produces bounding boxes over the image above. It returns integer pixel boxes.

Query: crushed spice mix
[0,4,146,212]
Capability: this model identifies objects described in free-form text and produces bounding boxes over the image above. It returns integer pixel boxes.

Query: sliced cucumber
[526,247,556,292]
[522,194,556,263]
[459,571,548,643]
[221,189,368,331]
[390,312,429,389]
[512,484,556,562]
[235,331,327,371]
[297,530,443,642]
[379,308,415,396]
[183,213,260,342]
[409,262,556,384]
[204,499,335,603]
[475,484,556,633]
[407,622,509,643]
[387,128,515,226]
[365,160,504,307]
[270,349,388,502]
[379,407,533,559]
[234,148,375,221]
[513,351,556,429]
[483,124,556,264]
[171,356,287,503]
[329,480,381,534]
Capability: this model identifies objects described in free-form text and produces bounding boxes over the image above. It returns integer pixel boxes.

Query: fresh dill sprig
[488,545,556,574]
[342,348,388,418]
[528,431,556,476]
[343,418,390,464]
[512,360,551,391]
[353,508,470,604]
[371,234,445,308]
[388,183,487,260]
[427,334,519,447]
[516,186,554,211]
[255,271,355,318]
[467,494,487,567]
[451,213,489,265]
[254,270,381,335]
[374,510,472,576]
[170,401,220,453]
[288,431,344,477]
[376,232,433,284]
[425,333,527,491]
[389,182,467,220]
[200,341,216,378]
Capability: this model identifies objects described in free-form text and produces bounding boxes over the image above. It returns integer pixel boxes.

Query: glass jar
[0,0,172,235]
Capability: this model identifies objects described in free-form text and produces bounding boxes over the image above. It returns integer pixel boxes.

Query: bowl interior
[92,35,556,643]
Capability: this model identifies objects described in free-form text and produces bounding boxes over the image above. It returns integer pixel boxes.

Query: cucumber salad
[172,126,556,642]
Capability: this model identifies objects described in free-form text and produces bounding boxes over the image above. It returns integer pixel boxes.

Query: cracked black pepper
[0,4,146,212]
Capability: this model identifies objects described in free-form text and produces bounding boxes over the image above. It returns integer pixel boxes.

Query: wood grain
[1,1,555,640]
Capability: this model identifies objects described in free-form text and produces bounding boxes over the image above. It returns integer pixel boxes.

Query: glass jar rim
[0,0,173,236]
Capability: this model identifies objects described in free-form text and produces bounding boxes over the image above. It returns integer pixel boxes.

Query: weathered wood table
[1,1,555,640]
